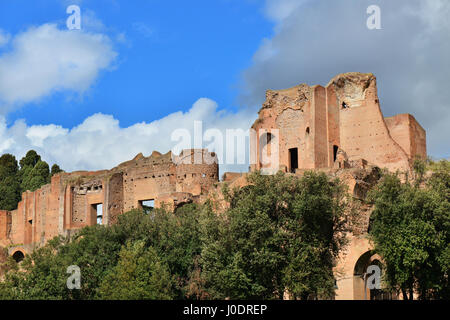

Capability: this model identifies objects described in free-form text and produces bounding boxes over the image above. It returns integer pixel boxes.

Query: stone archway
[353,251,394,300]
[259,132,272,164]
[353,251,377,300]
[258,132,278,172]
[12,250,25,263]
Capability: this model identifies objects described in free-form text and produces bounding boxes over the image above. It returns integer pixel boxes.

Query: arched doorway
[12,250,25,263]
[353,251,372,300]
[333,145,339,162]
[259,132,278,171]
[353,251,396,300]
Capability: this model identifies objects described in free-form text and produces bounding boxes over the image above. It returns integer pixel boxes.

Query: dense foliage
[0,171,352,300]
[0,150,63,211]
[368,159,450,300]
[2,160,447,300]
[200,171,350,299]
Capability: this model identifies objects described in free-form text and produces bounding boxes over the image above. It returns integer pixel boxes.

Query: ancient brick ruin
[0,72,427,299]
[248,72,427,299]
[0,149,218,258]
[251,72,426,173]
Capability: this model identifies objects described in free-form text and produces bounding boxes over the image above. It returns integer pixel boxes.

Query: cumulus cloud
[264,0,306,22]
[0,98,256,175]
[241,0,450,159]
[0,23,117,113]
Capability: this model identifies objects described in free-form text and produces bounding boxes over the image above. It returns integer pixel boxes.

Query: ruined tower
[250,72,426,173]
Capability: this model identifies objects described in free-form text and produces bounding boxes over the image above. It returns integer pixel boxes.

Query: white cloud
[0,23,117,113]
[240,0,450,159]
[0,98,256,175]
[264,0,307,22]
[25,124,68,148]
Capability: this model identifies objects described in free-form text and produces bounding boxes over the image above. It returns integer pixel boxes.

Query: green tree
[98,241,175,299]
[20,160,50,192]
[0,238,72,300]
[0,154,19,180]
[111,205,204,298]
[0,176,21,210]
[282,171,350,299]
[19,150,41,168]
[51,164,63,177]
[0,154,21,210]
[200,171,350,299]
[0,226,124,300]
[0,172,352,300]
[0,247,17,278]
[0,207,202,300]
[368,160,450,300]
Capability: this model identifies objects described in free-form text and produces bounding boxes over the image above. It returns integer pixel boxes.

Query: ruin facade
[0,149,218,258]
[250,72,426,173]
[249,72,427,300]
[0,72,427,300]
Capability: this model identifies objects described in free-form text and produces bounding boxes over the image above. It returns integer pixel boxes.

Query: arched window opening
[259,132,276,169]
[12,251,24,263]
[354,252,395,300]
[333,145,339,162]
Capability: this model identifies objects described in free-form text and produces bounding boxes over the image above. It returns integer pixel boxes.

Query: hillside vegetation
[0,159,448,300]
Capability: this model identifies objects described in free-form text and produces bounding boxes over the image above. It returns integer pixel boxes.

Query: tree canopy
[0,150,62,211]
[369,159,450,300]
[2,161,447,300]
[200,171,351,299]
[0,171,352,300]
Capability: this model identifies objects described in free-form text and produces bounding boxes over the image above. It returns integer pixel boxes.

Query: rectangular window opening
[289,148,298,173]
[139,199,155,214]
[93,203,103,225]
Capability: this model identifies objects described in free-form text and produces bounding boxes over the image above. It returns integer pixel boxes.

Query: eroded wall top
[251,72,426,173]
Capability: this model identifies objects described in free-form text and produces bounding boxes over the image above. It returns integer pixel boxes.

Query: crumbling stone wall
[251,72,426,173]
[0,73,427,300]
[175,149,219,195]
[107,172,123,225]
[121,152,176,211]
[0,211,11,247]
[385,113,426,161]
[0,149,218,254]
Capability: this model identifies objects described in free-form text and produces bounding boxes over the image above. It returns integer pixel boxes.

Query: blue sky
[0,0,448,173]
[1,0,272,128]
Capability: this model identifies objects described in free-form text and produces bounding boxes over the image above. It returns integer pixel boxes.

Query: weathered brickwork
[0,149,218,256]
[247,72,427,300]
[0,72,427,300]
[251,72,426,173]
